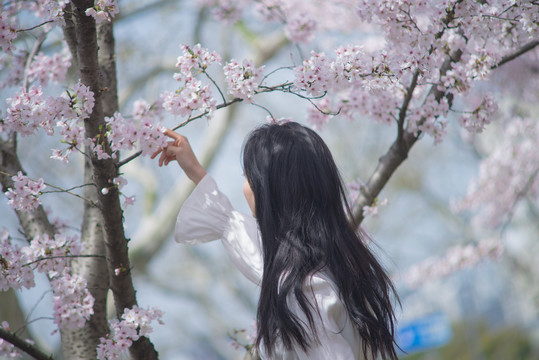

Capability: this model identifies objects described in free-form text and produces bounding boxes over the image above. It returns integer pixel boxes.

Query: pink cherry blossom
[4,172,47,212]
[122,195,136,208]
[0,12,17,53]
[4,85,55,136]
[23,233,83,275]
[51,271,95,329]
[97,306,164,360]
[27,49,71,86]
[104,100,167,157]
[28,0,69,24]
[284,15,316,43]
[223,59,264,101]
[113,176,127,190]
[455,117,539,228]
[176,44,221,76]
[71,80,95,119]
[0,230,35,291]
[457,93,499,134]
[85,0,119,24]
[403,238,503,288]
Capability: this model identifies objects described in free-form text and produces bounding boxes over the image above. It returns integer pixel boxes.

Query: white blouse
[175,174,366,360]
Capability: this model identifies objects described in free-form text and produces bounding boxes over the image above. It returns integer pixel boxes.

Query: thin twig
[23,254,107,268]
[22,290,53,335]
[16,21,55,33]
[260,66,294,85]
[17,316,55,337]
[202,69,227,103]
[22,32,47,90]
[251,102,276,120]
[172,98,243,130]
[0,169,99,206]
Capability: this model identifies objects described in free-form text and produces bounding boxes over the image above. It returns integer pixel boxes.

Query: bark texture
[70,0,158,358]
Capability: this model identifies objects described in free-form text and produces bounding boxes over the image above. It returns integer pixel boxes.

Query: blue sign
[397,312,452,354]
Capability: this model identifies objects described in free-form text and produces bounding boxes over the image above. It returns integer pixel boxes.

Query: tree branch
[62,2,79,73]
[117,97,243,167]
[491,40,539,70]
[397,69,420,144]
[0,328,53,360]
[351,50,463,225]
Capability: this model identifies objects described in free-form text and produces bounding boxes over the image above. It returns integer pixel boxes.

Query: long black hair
[242,121,399,359]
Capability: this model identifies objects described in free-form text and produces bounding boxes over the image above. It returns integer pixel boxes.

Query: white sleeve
[175,174,263,285]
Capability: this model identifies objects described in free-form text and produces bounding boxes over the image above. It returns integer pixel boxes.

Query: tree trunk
[70,1,158,357]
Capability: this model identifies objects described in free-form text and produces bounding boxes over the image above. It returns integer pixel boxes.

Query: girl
[153,121,399,359]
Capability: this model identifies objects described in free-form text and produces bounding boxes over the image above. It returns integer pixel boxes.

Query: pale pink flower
[0,230,35,291]
[223,59,264,101]
[5,172,47,212]
[85,0,119,23]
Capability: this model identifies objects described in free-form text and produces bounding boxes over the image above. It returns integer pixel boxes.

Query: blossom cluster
[105,99,167,157]
[0,12,17,53]
[175,44,221,76]
[294,46,402,127]
[1,0,68,50]
[161,78,215,118]
[288,0,537,138]
[85,0,120,24]
[0,228,94,331]
[1,52,27,89]
[96,306,164,360]
[27,49,72,87]
[284,14,317,43]
[4,85,56,136]
[4,172,46,212]
[457,93,498,134]
[51,272,94,329]
[0,231,35,292]
[160,44,223,118]
[455,117,539,228]
[4,80,95,139]
[198,0,358,43]
[403,238,504,288]
[407,95,450,144]
[223,59,264,101]
[23,233,83,275]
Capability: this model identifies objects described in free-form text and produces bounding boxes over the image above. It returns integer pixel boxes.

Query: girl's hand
[151,129,207,184]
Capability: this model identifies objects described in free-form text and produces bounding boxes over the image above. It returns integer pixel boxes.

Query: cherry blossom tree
[0,0,537,359]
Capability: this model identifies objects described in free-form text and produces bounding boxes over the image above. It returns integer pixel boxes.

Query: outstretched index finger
[163,128,182,142]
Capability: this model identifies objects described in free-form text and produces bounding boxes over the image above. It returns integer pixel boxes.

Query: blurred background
[1,0,538,359]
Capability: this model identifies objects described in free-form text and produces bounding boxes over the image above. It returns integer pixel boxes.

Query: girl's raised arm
[151,129,207,184]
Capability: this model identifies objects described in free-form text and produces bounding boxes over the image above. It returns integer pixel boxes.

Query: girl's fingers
[150,147,163,159]
[163,128,182,142]
[152,140,178,160]
[158,148,168,167]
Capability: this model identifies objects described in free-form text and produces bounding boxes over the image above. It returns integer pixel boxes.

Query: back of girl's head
[243,121,399,360]
[242,121,349,232]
